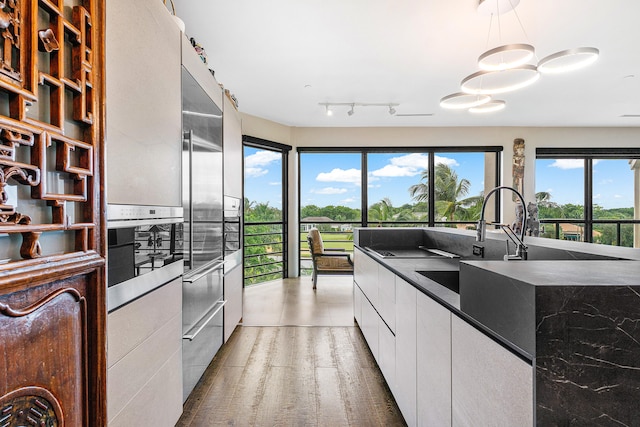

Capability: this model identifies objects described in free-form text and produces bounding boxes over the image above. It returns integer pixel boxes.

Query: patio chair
[307,228,354,289]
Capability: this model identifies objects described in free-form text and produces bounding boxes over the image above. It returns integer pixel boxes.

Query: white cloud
[549,159,584,169]
[341,198,356,204]
[245,150,281,168]
[549,159,600,170]
[593,193,602,200]
[368,183,382,188]
[316,168,361,184]
[311,187,348,195]
[614,194,623,199]
[371,164,420,177]
[368,153,459,179]
[390,153,430,169]
[434,155,459,167]
[599,179,614,185]
[268,181,281,186]
[246,167,268,178]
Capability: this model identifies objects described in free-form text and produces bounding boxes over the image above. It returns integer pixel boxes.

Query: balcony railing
[539,218,640,247]
[244,221,286,286]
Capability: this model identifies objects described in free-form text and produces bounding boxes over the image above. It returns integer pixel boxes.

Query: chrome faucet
[476,186,528,261]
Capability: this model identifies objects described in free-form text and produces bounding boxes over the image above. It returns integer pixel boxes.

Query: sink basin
[416,270,459,293]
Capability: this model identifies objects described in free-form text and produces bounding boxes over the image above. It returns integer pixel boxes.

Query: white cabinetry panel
[417,292,452,427]
[107,278,183,426]
[224,265,243,342]
[223,96,243,198]
[451,315,533,427]
[106,0,182,206]
[395,276,417,427]
[378,266,396,332]
[361,293,379,361]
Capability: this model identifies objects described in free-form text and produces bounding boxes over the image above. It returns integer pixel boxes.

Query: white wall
[241,114,640,275]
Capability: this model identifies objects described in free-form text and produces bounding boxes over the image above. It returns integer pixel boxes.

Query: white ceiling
[173,0,640,128]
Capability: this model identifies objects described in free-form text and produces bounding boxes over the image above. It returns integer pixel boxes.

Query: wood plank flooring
[176,326,406,426]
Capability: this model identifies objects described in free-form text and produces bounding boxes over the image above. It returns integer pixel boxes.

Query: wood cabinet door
[0,274,102,426]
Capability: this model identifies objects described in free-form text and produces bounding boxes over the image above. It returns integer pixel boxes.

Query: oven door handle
[182,300,226,341]
[183,259,226,283]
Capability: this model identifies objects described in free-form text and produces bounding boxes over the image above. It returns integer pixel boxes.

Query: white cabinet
[378,266,396,332]
[354,282,363,325]
[378,317,396,387]
[106,0,182,206]
[107,278,183,426]
[451,315,533,427]
[360,293,379,361]
[395,276,417,427]
[224,264,243,342]
[417,292,452,427]
[223,95,243,198]
[354,248,379,309]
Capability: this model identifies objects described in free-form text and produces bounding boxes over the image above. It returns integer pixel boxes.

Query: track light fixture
[319,102,400,117]
[325,105,333,116]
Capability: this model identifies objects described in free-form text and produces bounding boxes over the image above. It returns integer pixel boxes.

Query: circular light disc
[469,100,506,113]
[461,65,540,95]
[439,92,491,109]
[537,47,599,74]
[478,44,535,71]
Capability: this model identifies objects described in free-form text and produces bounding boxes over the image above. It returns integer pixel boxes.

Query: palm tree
[409,163,482,221]
[369,197,394,222]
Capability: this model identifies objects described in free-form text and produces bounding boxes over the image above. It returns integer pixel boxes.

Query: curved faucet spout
[476,186,528,260]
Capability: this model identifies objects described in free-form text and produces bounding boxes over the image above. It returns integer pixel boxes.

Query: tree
[368,197,394,221]
[409,163,482,221]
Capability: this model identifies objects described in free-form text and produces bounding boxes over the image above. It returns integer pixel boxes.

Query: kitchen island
[353,227,640,426]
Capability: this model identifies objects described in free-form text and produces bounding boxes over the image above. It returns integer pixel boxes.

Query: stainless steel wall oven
[106,205,184,312]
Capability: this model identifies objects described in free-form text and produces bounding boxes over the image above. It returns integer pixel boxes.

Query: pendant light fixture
[439,92,491,109]
[461,64,540,95]
[537,47,600,74]
[469,100,506,113]
[438,0,599,114]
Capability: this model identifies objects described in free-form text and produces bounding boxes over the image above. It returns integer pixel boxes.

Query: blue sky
[245,149,635,211]
[535,158,634,209]
[244,146,283,208]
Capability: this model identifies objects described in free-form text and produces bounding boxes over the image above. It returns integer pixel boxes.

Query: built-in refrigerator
[181,66,225,402]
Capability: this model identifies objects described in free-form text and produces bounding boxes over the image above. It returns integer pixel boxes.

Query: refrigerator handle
[183,259,226,283]
[182,300,226,341]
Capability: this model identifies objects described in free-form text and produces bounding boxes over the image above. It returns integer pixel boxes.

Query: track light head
[388,105,396,115]
[347,104,355,116]
[325,105,333,116]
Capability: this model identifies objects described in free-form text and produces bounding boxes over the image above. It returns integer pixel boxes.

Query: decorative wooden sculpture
[0,0,105,425]
[512,138,525,202]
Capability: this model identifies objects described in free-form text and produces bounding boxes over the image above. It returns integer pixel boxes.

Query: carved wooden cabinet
[0,0,106,425]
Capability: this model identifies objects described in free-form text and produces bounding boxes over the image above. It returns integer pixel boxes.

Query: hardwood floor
[177,277,406,426]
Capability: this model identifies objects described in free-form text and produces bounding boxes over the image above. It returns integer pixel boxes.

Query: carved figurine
[526,202,540,237]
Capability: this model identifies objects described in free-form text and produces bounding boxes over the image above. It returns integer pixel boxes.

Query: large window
[535,149,640,247]
[243,137,291,285]
[299,147,501,274]
[299,152,361,276]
